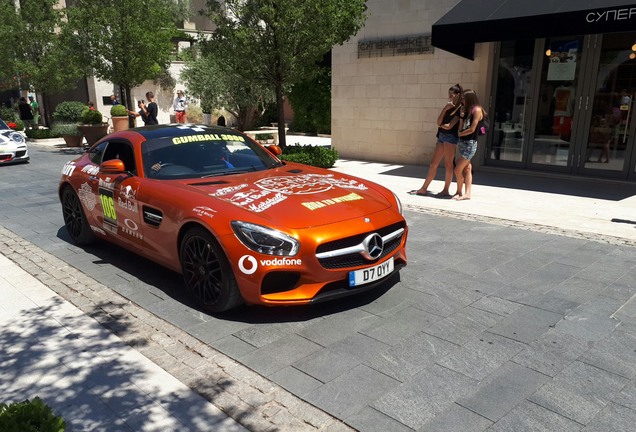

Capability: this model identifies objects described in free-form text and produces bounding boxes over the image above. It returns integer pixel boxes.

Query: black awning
[432,0,636,59]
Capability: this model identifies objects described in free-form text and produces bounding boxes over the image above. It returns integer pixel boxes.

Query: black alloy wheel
[61,186,96,245]
[180,227,242,313]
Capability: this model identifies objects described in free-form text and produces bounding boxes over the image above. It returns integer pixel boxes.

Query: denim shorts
[438,131,459,145]
[458,139,478,160]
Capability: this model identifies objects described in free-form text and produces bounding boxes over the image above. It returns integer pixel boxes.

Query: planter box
[78,124,109,146]
[62,134,84,147]
[112,116,129,132]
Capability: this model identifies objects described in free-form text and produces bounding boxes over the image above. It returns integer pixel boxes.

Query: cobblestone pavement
[2,141,636,431]
[0,224,353,431]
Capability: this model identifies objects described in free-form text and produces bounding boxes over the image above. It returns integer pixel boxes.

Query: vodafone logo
[238,255,258,275]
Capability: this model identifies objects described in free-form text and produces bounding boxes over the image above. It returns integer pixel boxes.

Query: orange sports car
[59,125,407,312]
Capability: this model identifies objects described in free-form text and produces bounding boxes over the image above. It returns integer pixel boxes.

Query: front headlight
[9,132,25,144]
[392,192,403,214]
[231,221,299,256]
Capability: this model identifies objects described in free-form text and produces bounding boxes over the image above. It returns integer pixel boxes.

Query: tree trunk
[275,81,286,148]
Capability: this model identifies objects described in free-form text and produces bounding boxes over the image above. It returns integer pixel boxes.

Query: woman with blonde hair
[454,89,484,200]
[409,84,463,197]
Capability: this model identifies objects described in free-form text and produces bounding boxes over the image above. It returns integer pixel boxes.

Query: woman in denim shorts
[454,89,484,201]
[409,84,463,197]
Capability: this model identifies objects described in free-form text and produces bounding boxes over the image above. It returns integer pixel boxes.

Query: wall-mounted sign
[358,35,433,58]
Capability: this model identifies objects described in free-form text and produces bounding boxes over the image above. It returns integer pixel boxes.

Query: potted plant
[51,123,84,147]
[110,104,129,132]
[52,101,86,147]
[78,109,108,145]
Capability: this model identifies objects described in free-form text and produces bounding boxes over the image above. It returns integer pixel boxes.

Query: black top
[18,101,33,121]
[437,105,460,137]
[146,102,158,125]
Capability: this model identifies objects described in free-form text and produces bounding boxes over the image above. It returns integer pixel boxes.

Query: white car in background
[0,119,29,165]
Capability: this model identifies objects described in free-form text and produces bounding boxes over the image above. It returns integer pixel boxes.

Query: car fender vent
[287,169,303,173]
[143,206,163,227]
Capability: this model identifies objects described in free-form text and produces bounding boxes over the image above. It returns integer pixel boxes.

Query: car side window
[102,141,136,175]
[88,141,108,165]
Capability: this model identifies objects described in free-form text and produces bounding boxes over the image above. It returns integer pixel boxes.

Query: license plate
[349,258,394,287]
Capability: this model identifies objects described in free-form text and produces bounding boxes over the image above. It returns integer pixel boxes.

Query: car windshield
[0,119,8,130]
[142,130,281,179]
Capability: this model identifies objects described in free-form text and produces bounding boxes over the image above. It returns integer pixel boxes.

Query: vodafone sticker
[238,255,258,275]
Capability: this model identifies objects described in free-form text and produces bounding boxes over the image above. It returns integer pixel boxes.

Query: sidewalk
[331,159,636,244]
[0,253,247,432]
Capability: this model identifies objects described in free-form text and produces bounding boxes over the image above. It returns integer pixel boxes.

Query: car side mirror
[100,159,126,174]
[266,145,282,156]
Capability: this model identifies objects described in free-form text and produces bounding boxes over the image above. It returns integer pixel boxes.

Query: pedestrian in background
[173,90,187,123]
[110,94,119,105]
[454,89,484,201]
[29,96,39,128]
[140,91,158,125]
[128,100,148,126]
[18,97,34,129]
[409,83,463,198]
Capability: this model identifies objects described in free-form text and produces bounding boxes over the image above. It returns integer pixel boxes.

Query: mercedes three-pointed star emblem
[361,233,384,260]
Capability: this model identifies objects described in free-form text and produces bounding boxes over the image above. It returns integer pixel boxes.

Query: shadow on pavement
[378,164,636,201]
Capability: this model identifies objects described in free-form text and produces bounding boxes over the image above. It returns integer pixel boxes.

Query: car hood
[179,166,394,229]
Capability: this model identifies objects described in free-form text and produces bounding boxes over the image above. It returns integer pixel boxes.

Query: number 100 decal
[99,188,118,226]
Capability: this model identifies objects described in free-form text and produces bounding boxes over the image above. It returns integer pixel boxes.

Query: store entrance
[486,33,636,181]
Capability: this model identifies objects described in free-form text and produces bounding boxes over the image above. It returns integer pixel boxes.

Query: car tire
[180,227,243,313]
[61,185,96,245]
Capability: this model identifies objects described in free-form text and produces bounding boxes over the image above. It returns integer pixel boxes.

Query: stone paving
[1,141,636,431]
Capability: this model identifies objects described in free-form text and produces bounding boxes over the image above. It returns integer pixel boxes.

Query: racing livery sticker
[213,174,368,213]
[122,218,143,239]
[81,164,100,176]
[61,162,76,177]
[302,192,363,210]
[118,185,138,213]
[255,174,367,195]
[238,255,302,275]
[210,184,248,197]
[172,133,245,145]
[78,182,96,211]
[99,187,117,226]
[99,177,115,190]
[90,226,106,236]
[193,206,217,218]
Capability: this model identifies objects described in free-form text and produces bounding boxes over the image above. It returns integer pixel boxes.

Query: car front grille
[316,221,406,269]
[15,151,26,158]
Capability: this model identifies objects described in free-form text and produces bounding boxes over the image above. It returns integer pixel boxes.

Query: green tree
[202,0,367,147]
[0,0,83,94]
[287,66,331,135]
[63,0,191,110]
[182,45,274,130]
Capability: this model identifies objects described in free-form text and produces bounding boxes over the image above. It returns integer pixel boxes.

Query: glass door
[529,36,586,170]
[486,40,535,164]
[575,32,636,179]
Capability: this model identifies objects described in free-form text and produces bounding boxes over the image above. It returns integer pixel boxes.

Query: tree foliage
[182,46,274,130]
[0,0,84,94]
[201,0,367,146]
[287,67,331,135]
[63,0,191,109]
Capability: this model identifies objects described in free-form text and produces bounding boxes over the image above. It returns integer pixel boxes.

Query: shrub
[187,104,203,124]
[110,104,128,117]
[0,106,18,122]
[52,101,86,123]
[281,144,338,168]
[26,128,61,139]
[0,397,66,432]
[11,119,24,131]
[51,123,82,136]
[80,109,103,124]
